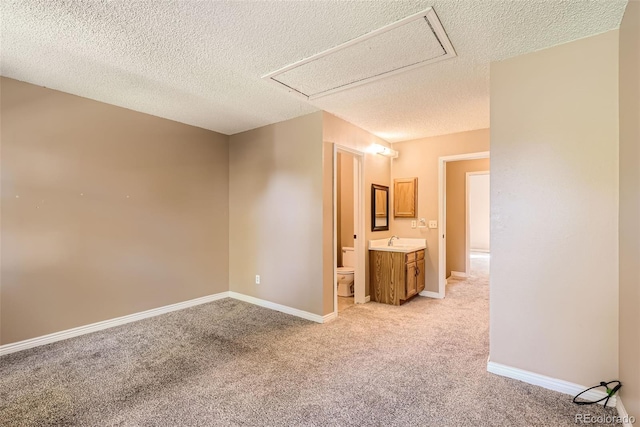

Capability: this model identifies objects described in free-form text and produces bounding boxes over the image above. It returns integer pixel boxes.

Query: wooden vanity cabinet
[370,249,425,305]
[416,250,425,294]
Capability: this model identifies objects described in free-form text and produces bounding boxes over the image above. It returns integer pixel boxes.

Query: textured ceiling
[0,0,628,142]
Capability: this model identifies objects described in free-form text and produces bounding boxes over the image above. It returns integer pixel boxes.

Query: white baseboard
[616,397,635,427]
[420,290,443,299]
[1,290,340,357]
[364,295,371,303]
[323,312,338,323]
[471,248,490,253]
[228,291,325,323]
[451,271,468,279]
[0,292,230,357]
[487,361,617,407]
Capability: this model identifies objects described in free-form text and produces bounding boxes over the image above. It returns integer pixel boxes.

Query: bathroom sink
[368,238,426,253]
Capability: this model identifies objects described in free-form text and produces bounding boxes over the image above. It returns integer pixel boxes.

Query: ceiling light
[373,144,398,158]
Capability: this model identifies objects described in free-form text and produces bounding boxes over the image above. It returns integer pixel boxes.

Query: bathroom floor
[337,296,354,312]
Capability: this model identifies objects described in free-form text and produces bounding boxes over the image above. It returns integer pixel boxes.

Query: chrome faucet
[388,236,399,246]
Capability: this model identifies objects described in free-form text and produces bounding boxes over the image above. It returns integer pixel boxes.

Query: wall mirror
[371,184,389,231]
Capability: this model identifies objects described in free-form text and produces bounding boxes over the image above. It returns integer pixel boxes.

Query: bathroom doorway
[333,146,364,316]
[437,152,490,298]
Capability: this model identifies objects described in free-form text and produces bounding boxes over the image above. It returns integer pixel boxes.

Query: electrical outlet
[255,275,260,284]
[429,220,438,229]
[411,220,417,228]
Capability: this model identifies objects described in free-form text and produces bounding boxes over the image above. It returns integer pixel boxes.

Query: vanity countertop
[368,238,426,253]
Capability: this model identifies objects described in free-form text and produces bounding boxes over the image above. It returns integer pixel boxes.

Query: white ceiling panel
[266,8,452,99]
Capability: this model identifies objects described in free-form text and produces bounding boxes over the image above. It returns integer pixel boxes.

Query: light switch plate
[411,220,417,228]
[428,220,438,229]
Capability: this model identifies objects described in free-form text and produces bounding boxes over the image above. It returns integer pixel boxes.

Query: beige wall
[445,159,490,277]
[322,112,392,313]
[490,31,619,386]
[391,129,490,292]
[0,77,230,345]
[337,152,355,267]
[619,0,640,418]
[469,173,491,252]
[229,112,324,315]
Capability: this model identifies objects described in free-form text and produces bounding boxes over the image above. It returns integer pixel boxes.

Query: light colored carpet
[0,256,622,426]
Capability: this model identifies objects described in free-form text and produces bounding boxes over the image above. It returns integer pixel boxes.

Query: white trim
[364,295,371,303]
[438,151,490,299]
[616,397,635,427]
[0,292,230,356]
[1,290,341,357]
[471,248,491,253]
[333,145,338,319]
[333,145,365,158]
[487,361,617,407]
[420,290,444,299]
[450,271,468,279]
[354,153,365,305]
[323,312,338,323]
[438,157,445,298]
[262,8,456,100]
[466,171,470,278]
[228,291,326,323]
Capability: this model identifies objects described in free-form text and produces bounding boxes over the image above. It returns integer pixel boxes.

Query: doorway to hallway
[437,152,490,298]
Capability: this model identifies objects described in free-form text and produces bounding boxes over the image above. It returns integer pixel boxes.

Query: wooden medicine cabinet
[394,177,417,218]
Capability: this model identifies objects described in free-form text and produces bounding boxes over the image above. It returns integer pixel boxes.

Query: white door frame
[437,151,489,299]
[466,171,490,275]
[333,145,365,318]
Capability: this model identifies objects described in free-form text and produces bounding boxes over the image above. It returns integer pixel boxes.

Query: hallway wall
[490,30,619,387]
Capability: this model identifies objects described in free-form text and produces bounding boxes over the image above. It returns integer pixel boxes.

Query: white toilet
[337,247,355,297]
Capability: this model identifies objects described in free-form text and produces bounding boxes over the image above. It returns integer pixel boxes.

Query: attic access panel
[263,7,456,100]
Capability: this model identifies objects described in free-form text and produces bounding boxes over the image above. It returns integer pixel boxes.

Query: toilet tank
[342,247,355,268]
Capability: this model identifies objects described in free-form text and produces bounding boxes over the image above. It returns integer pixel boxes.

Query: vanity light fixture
[373,143,399,158]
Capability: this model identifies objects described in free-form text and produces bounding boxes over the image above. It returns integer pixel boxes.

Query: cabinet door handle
[415,268,420,276]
